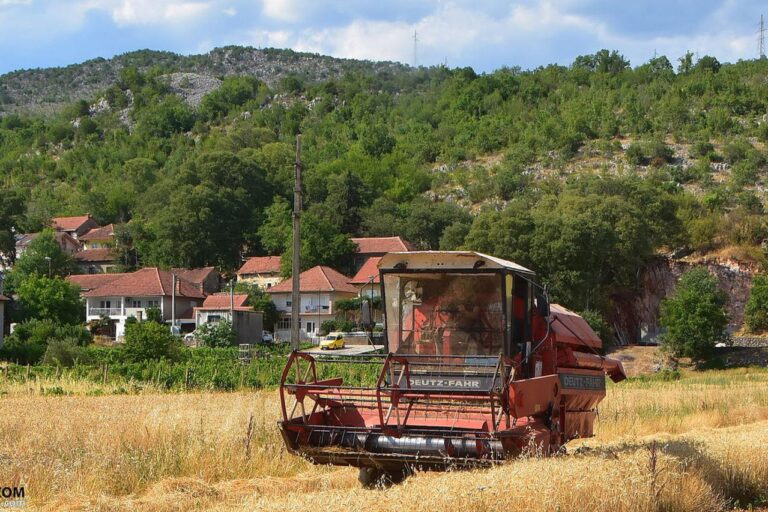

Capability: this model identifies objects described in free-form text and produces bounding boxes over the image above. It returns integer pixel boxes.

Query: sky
[0,0,765,75]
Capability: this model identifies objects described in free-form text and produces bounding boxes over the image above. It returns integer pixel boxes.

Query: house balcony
[303,305,330,314]
[88,307,123,317]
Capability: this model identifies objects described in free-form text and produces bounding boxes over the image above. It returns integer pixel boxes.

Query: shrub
[745,275,768,333]
[660,268,728,362]
[0,319,90,364]
[145,306,163,323]
[625,142,646,165]
[42,338,93,367]
[196,320,236,348]
[123,321,183,362]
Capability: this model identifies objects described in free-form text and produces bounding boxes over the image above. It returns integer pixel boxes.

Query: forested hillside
[2,47,768,323]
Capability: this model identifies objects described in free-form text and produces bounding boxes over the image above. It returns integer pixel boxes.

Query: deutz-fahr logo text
[409,378,481,389]
[0,486,26,509]
[559,373,605,391]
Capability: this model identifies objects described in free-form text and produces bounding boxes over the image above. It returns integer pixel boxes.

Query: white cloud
[222,6,236,16]
[111,0,212,26]
[261,0,304,22]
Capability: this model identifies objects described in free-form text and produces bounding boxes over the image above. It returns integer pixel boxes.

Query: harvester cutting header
[278,251,626,485]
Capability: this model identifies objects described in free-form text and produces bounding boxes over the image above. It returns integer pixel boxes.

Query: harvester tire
[358,467,408,488]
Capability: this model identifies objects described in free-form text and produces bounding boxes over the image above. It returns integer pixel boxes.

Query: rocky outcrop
[611,256,757,343]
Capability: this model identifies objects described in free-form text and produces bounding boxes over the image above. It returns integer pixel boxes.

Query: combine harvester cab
[278,251,626,485]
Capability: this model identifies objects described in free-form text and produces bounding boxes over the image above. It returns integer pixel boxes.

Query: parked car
[261,330,274,344]
[320,332,345,350]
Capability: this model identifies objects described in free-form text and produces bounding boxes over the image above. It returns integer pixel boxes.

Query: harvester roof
[378,251,535,276]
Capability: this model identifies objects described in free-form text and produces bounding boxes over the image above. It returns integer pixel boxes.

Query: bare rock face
[164,73,222,107]
[611,257,756,344]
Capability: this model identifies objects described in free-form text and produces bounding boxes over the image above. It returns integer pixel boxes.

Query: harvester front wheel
[358,467,408,488]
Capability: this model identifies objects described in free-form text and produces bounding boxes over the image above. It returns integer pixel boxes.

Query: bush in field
[745,275,768,333]
[660,268,728,361]
[196,320,236,348]
[42,338,93,367]
[123,321,183,362]
[0,319,91,364]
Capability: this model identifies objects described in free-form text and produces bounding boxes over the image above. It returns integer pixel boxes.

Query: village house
[15,231,81,260]
[51,214,100,240]
[269,265,357,341]
[171,267,222,295]
[236,256,283,289]
[193,293,263,345]
[74,248,119,274]
[71,268,205,340]
[350,236,412,273]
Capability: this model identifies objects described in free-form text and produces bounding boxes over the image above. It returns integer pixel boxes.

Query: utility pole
[759,14,766,59]
[413,30,418,67]
[171,273,177,334]
[291,135,302,350]
[229,279,234,321]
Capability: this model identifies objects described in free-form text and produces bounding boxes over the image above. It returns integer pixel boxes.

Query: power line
[759,14,766,59]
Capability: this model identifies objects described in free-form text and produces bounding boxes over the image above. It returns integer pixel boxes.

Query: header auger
[277,251,626,486]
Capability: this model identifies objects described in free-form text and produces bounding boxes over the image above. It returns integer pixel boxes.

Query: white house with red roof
[269,265,357,341]
[349,256,382,297]
[70,268,205,339]
[236,256,283,289]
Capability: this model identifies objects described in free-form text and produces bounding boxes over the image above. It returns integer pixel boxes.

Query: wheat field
[1,368,767,511]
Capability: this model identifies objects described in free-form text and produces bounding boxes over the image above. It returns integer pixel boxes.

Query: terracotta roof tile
[67,274,124,291]
[82,268,205,299]
[270,265,357,294]
[351,237,412,254]
[80,224,115,241]
[170,267,217,285]
[52,215,95,231]
[237,256,282,275]
[74,248,116,262]
[349,257,382,284]
[202,293,250,308]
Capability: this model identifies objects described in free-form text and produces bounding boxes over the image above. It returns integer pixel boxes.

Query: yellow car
[320,332,345,350]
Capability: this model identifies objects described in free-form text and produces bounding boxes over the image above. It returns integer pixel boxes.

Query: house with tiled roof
[171,267,221,295]
[80,267,205,339]
[51,214,100,239]
[269,265,357,341]
[74,248,120,274]
[193,293,263,345]
[350,236,412,273]
[236,256,283,289]
[15,231,81,260]
[80,224,115,249]
[67,273,123,293]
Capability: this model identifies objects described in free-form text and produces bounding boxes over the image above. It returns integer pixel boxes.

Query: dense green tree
[6,229,75,292]
[15,275,83,325]
[0,188,24,266]
[123,321,183,362]
[745,275,768,333]
[660,268,728,361]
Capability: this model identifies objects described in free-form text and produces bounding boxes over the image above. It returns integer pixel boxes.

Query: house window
[208,315,221,323]
[306,321,316,334]
[321,305,329,310]
[147,300,160,308]
[100,300,111,309]
[132,300,142,308]
[277,317,292,330]
[286,300,292,307]
[267,283,272,289]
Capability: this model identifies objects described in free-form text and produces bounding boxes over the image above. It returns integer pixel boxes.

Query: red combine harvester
[278,251,626,485]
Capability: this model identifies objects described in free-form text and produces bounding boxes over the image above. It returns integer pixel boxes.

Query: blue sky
[0,0,764,75]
